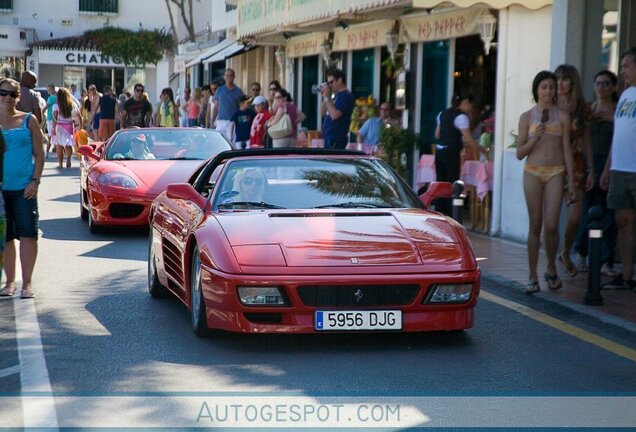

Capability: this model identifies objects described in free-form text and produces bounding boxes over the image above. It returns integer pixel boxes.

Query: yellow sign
[286,32,330,58]
[399,8,482,43]
[332,20,395,52]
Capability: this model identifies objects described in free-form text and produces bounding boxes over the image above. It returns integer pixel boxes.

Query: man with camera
[320,68,355,149]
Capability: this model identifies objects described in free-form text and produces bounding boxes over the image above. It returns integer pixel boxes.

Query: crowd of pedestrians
[515,47,636,294]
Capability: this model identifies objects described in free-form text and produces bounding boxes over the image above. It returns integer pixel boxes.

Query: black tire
[87,204,102,234]
[190,244,211,337]
[80,186,88,221]
[148,230,169,298]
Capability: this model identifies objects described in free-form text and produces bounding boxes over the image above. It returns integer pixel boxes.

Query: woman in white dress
[53,87,83,168]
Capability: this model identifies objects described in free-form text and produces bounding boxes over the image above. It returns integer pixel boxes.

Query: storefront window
[0,56,23,80]
[125,67,145,92]
[63,66,85,91]
[419,40,450,149]
[350,48,374,100]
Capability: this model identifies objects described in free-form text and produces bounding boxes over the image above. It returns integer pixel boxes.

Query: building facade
[183,0,636,242]
[0,0,182,103]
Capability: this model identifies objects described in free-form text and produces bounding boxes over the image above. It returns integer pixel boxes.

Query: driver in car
[232,168,266,202]
[114,134,155,160]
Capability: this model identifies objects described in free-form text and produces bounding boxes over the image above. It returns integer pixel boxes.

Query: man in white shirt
[601,47,636,290]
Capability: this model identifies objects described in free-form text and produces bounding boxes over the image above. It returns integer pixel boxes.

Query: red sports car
[149,149,480,336]
[78,128,232,233]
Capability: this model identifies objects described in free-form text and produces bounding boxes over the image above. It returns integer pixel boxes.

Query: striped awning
[412,0,551,9]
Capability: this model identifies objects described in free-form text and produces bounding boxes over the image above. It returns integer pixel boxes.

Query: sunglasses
[269,87,277,91]
[594,81,612,88]
[242,177,263,186]
[135,88,144,93]
[251,88,260,92]
[327,80,334,85]
[0,89,19,98]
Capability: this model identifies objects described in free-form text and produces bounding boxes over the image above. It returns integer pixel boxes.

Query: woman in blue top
[0,78,45,299]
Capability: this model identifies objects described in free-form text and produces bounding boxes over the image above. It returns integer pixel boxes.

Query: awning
[237,0,405,38]
[286,32,330,58]
[412,0,551,9]
[202,40,244,64]
[399,8,482,43]
[332,20,395,52]
[185,37,236,68]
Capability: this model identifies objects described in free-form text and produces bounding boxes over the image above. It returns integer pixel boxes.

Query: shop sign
[332,20,395,52]
[37,49,124,67]
[399,8,482,43]
[237,0,402,38]
[286,32,329,58]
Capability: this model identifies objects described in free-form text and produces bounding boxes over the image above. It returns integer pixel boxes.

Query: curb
[482,271,636,334]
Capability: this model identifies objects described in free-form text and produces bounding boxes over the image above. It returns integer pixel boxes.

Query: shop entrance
[86,67,125,95]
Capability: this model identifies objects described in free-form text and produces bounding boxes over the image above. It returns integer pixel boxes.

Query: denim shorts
[3,189,39,241]
[607,171,636,211]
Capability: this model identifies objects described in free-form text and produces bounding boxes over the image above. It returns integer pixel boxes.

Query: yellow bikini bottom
[524,164,566,184]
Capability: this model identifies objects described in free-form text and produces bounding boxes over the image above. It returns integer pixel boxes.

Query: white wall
[492,5,553,242]
[210,1,237,33]
[1,0,171,40]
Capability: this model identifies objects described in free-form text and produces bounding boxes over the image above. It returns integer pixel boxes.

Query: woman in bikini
[555,64,594,276]
[517,71,577,294]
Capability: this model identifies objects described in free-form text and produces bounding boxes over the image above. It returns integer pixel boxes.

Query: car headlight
[238,287,287,306]
[97,172,138,189]
[425,284,473,304]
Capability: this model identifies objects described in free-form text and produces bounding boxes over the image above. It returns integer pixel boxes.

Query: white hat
[252,95,267,105]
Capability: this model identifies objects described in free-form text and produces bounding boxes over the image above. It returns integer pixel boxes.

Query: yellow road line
[481,290,636,362]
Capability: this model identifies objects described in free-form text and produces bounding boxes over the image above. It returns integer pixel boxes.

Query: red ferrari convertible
[149,149,480,336]
[78,128,232,233]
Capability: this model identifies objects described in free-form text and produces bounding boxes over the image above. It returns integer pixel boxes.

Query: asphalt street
[1,159,635,429]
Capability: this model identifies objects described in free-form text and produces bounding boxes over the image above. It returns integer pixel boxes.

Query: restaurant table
[416,154,436,187]
[310,139,324,148]
[461,160,494,233]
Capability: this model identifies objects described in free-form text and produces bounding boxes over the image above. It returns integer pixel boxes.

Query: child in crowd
[230,95,256,149]
[249,95,271,149]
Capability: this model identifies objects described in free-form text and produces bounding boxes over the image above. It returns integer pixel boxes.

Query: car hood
[217,209,465,268]
[96,160,204,193]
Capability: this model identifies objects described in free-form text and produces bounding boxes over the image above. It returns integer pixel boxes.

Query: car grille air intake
[297,284,419,307]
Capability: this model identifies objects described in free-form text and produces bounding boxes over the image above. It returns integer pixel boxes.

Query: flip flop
[525,280,540,295]
[0,284,17,297]
[544,272,562,290]
[559,252,578,277]
[20,288,35,299]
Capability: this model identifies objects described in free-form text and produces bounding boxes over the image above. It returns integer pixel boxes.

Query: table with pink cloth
[416,154,436,187]
[416,155,493,201]
[460,160,494,201]
[345,142,380,155]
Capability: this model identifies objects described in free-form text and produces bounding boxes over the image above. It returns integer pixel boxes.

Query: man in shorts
[601,46,636,291]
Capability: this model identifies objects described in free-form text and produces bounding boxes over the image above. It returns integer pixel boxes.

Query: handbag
[268,113,293,139]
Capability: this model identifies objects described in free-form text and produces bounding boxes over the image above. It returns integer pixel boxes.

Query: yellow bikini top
[528,106,562,137]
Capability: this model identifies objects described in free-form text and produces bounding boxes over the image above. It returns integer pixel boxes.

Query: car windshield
[213,157,421,210]
[105,129,231,161]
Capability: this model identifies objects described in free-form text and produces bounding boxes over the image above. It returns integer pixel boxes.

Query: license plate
[315,310,402,331]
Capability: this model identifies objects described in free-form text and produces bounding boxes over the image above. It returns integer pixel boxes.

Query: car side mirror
[419,181,453,208]
[78,145,100,161]
[166,183,207,207]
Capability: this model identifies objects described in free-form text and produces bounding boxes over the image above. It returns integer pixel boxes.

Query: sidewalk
[469,232,636,330]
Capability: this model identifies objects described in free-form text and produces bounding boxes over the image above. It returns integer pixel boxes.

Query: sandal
[544,272,562,290]
[525,280,540,295]
[0,284,17,297]
[559,252,578,277]
[20,285,35,299]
